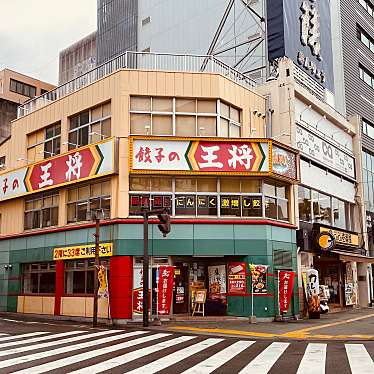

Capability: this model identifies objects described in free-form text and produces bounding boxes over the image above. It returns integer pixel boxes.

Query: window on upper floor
[362,149,374,212]
[44,122,61,158]
[359,65,374,89]
[357,26,374,53]
[67,179,111,223]
[363,118,374,139]
[359,0,374,18]
[68,102,111,150]
[298,185,353,230]
[22,262,56,294]
[40,88,48,95]
[24,191,59,230]
[9,79,36,98]
[129,97,241,138]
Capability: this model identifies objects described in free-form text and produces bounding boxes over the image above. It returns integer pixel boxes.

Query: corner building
[0,60,300,322]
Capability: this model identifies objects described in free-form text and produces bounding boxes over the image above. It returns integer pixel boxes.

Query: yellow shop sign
[53,243,113,260]
[319,227,359,247]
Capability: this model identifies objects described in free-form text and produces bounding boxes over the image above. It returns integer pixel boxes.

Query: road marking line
[0,330,87,351]
[0,332,50,342]
[182,340,255,374]
[296,343,327,374]
[126,338,224,374]
[0,333,8,336]
[11,332,169,374]
[346,344,374,374]
[70,335,197,374]
[171,326,276,338]
[0,329,134,368]
[239,342,290,374]
[285,313,374,335]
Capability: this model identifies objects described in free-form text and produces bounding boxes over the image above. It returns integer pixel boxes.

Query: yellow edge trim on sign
[188,141,200,171]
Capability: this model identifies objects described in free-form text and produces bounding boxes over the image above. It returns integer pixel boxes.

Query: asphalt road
[0,316,373,373]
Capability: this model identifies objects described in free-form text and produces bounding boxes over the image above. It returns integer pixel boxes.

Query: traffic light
[157,210,171,237]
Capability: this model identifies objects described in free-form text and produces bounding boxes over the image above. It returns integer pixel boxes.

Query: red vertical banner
[278,271,296,314]
[157,266,174,315]
[228,262,247,295]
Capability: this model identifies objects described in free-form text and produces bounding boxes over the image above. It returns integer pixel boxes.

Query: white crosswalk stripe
[0,330,146,370]
[12,332,168,374]
[0,329,373,373]
[0,331,49,342]
[239,342,290,373]
[182,340,256,374]
[125,338,224,374]
[70,335,197,374]
[345,344,374,374]
[296,343,327,374]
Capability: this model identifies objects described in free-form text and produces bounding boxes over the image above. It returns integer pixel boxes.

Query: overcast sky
[0,0,97,85]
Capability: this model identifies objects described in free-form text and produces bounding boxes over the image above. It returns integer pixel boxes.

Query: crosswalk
[0,329,372,373]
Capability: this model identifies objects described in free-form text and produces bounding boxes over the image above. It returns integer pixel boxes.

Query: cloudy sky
[0,0,97,85]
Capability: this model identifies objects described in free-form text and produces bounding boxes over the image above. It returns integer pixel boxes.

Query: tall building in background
[339,0,374,258]
[58,32,97,85]
[96,0,267,83]
[0,69,54,145]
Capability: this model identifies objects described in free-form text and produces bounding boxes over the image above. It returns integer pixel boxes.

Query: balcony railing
[17,51,257,118]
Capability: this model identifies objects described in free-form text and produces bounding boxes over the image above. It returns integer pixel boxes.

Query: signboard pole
[143,211,149,328]
[93,217,100,328]
[277,270,280,317]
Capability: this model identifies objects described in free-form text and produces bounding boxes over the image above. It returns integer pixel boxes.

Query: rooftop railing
[17,51,257,118]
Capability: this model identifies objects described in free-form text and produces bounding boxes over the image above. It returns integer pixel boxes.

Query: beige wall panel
[61,297,86,317]
[164,72,175,94]
[23,295,43,314]
[137,71,148,95]
[156,72,166,96]
[174,73,184,97]
[59,190,67,226]
[147,72,158,96]
[200,75,211,98]
[192,74,202,97]
[17,296,25,313]
[128,70,140,94]
[42,296,55,315]
[85,297,109,318]
[183,74,193,97]
[0,199,23,234]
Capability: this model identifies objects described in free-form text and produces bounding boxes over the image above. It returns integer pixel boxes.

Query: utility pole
[93,216,100,328]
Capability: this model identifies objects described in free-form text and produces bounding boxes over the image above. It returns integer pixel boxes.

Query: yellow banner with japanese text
[53,243,113,260]
[319,227,359,247]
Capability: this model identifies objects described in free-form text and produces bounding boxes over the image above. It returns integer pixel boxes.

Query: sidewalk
[154,307,374,340]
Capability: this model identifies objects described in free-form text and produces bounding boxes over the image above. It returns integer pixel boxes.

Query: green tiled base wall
[0,222,298,317]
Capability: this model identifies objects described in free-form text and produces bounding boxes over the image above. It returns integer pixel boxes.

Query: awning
[331,250,374,263]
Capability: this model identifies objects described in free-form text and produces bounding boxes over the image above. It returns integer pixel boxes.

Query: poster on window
[306,269,320,315]
[278,271,295,313]
[98,265,109,298]
[133,268,144,316]
[249,264,268,294]
[345,262,358,306]
[157,266,174,315]
[208,265,227,301]
[228,262,247,295]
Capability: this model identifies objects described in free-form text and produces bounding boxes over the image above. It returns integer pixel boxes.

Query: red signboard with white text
[228,262,247,295]
[157,266,174,315]
[0,138,115,202]
[278,271,296,314]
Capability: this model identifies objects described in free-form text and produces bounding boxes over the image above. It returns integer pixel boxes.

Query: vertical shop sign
[228,263,247,295]
[306,269,320,315]
[157,266,174,315]
[98,265,109,298]
[133,268,144,316]
[278,271,296,313]
[345,262,358,306]
[208,265,227,302]
[249,264,268,294]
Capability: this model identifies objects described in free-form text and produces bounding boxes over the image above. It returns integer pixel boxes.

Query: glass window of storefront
[130,96,241,138]
[129,176,289,221]
[24,192,59,230]
[67,180,111,223]
[298,185,352,230]
[22,262,56,294]
[65,259,109,295]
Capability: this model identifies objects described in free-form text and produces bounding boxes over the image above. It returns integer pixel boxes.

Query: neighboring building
[96,0,267,82]
[0,69,54,145]
[339,0,374,263]
[58,32,97,85]
[0,55,300,322]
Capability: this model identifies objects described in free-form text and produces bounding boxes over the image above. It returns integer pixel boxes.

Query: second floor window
[44,122,61,158]
[359,65,374,89]
[67,180,111,223]
[24,192,59,230]
[9,79,36,98]
[68,102,111,150]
